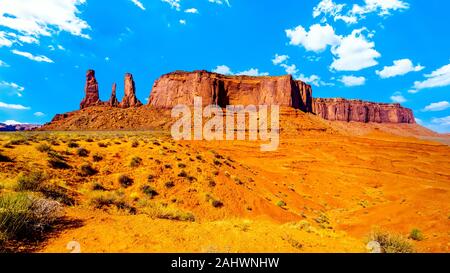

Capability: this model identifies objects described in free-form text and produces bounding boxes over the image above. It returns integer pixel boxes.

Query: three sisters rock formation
[78,69,415,124]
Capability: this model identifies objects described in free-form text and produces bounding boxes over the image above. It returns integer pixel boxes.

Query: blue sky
[0,0,449,132]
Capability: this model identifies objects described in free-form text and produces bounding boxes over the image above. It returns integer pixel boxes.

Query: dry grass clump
[88,192,136,214]
[36,143,53,153]
[141,185,158,198]
[205,194,223,208]
[118,175,134,188]
[76,147,90,157]
[79,163,98,177]
[47,151,70,169]
[0,192,63,245]
[129,156,143,168]
[0,152,13,162]
[368,230,415,253]
[139,201,195,222]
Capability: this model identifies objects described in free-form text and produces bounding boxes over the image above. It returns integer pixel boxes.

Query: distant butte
[76,69,415,124]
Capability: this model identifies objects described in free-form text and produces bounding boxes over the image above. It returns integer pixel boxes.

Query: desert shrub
[8,138,28,146]
[50,140,60,146]
[92,182,107,191]
[187,175,197,182]
[89,192,117,209]
[92,153,103,162]
[89,192,135,214]
[67,141,79,148]
[76,148,90,157]
[79,163,97,176]
[47,151,70,169]
[369,230,415,253]
[141,202,195,222]
[85,138,94,143]
[213,159,222,166]
[118,175,133,188]
[205,194,223,208]
[165,181,175,189]
[129,156,143,168]
[0,193,62,241]
[0,152,13,163]
[141,185,158,198]
[196,155,203,161]
[409,228,424,241]
[147,175,155,183]
[40,184,75,206]
[212,170,219,176]
[16,171,46,192]
[208,179,216,187]
[36,143,52,153]
[97,142,108,148]
[277,200,287,207]
[164,164,172,169]
[131,140,139,148]
[177,163,186,168]
[178,170,188,178]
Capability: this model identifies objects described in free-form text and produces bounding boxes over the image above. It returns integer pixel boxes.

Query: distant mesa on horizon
[76,69,415,125]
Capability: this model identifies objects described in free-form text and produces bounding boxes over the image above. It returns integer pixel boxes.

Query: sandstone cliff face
[80,70,101,109]
[120,73,143,108]
[148,70,313,112]
[109,83,119,107]
[313,98,415,124]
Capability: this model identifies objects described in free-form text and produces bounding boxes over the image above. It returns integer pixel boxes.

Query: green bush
[409,228,424,241]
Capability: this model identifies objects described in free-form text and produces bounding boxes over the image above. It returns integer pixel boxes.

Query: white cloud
[376,59,424,78]
[213,65,233,75]
[162,0,181,10]
[412,63,450,92]
[105,57,110,62]
[34,111,46,117]
[285,24,340,53]
[185,8,199,14]
[0,81,25,96]
[313,0,409,24]
[272,54,289,65]
[423,101,450,112]
[0,59,9,67]
[11,49,54,63]
[281,64,299,75]
[131,0,146,10]
[340,75,366,87]
[179,19,186,25]
[236,68,269,77]
[330,28,380,71]
[390,92,407,103]
[0,101,30,110]
[212,65,268,76]
[0,0,90,46]
[415,118,423,125]
[2,120,26,125]
[297,74,332,87]
[431,116,450,126]
[208,0,231,7]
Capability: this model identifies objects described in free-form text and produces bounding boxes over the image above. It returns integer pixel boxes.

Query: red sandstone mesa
[80,70,101,109]
[148,70,313,112]
[120,73,143,108]
[74,69,416,125]
[313,98,415,124]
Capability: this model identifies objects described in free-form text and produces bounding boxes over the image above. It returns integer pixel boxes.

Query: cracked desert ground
[1,110,449,253]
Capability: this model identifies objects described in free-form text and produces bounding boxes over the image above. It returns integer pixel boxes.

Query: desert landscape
[0,70,449,253]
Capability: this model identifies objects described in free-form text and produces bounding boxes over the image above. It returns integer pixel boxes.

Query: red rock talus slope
[313,98,415,124]
[148,70,313,112]
[80,70,101,109]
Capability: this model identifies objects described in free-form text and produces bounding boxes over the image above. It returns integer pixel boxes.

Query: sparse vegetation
[76,147,90,157]
[141,185,158,198]
[129,156,143,167]
[369,230,415,253]
[0,152,13,162]
[276,200,287,207]
[92,153,104,162]
[205,194,223,208]
[409,228,424,241]
[177,163,186,168]
[140,202,195,222]
[118,175,133,188]
[131,140,139,148]
[16,171,45,192]
[47,151,70,169]
[0,192,63,243]
[79,163,98,176]
[36,143,52,153]
[165,181,175,189]
[67,141,79,148]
